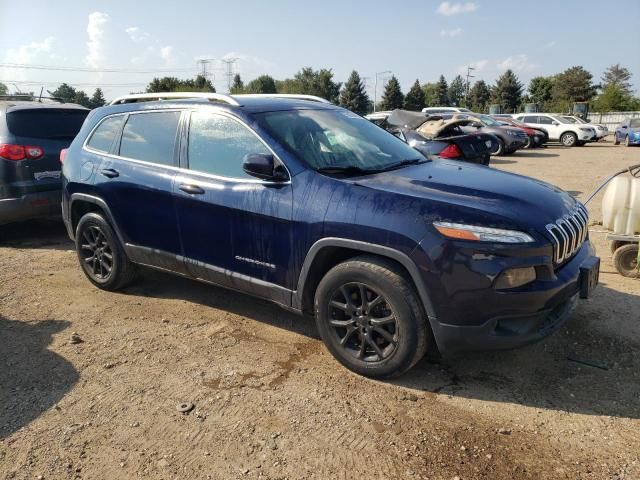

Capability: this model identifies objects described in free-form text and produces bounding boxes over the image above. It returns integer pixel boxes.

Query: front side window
[187,112,271,179]
[255,109,425,172]
[119,111,181,166]
[629,119,640,128]
[537,116,554,125]
[521,116,537,123]
[86,115,125,153]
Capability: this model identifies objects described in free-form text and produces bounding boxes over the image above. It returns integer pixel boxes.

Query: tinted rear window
[119,111,181,166]
[7,109,88,139]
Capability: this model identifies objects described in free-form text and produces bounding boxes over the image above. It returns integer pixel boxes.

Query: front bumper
[0,189,61,225]
[414,239,598,354]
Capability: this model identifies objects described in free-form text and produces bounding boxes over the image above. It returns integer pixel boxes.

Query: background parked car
[559,115,608,140]
[0,96,89,225]
[491,115,548,148]
[421,107,472,114]
[512,113,596,146]
[614,118,640,146]
[366,110,495,165]
[452,113,529,155]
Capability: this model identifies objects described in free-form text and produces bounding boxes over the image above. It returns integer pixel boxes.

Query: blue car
[61,93,600,378]
[614,118,640,146]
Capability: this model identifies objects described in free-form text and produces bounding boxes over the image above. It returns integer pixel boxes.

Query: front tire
[625,135,631,147]
[561,132,578,147]
[490,138,504,156]
[613,134,620,145]
[314,256,430,378]
[75,212,137,291]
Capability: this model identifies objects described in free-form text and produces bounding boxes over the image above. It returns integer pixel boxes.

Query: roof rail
[233,94,332,104]
[109,92,240,106]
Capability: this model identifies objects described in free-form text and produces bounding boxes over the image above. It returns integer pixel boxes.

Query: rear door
[93,110,184,267]
[1,107,88,200]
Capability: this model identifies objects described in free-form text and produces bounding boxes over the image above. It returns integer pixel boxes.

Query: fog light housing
[495,267,536,289]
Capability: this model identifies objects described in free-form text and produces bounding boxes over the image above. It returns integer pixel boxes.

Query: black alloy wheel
[79,225,114,281]
[328,282,398,362]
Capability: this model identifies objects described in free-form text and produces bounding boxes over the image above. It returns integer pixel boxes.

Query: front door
[174,110,293,303]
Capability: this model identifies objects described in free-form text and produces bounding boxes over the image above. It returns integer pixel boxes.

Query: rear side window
[187,112,270,179]
[86,116,125,153]
[6,109,88,139]
[119,111,181,166]
[521,116,537,123]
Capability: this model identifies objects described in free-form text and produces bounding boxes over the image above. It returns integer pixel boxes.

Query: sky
[1,0,639,101]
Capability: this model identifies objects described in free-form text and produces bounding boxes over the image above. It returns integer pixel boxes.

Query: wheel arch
[69,193,125,245]
[294,238,437,322]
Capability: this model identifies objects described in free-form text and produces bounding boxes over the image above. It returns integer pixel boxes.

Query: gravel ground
[1,140,639,480]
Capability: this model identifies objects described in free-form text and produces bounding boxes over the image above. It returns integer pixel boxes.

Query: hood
[351,160,578,235]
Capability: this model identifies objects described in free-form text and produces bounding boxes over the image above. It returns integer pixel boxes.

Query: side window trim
[184,110,291,183]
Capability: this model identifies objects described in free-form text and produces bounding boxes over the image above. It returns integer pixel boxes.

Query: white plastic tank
[602,176,640,235]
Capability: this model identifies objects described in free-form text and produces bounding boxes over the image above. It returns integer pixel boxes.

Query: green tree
[551,66,597,104]
[380,75,404,110]
[90,88,106,108]
[0,82,7,95]
[422,82,439,107]
[436,75,449,106]
[51,83,77,102]
[448,75,465,107]
[146,75,215,93]
[528,76,553,107]
[592,84,637,112]
[277,67,341,103]
[468,80,491,112]
[339,70,370,114]
[492,69,523,113]
[73,90,92,108]
[231,74,244,94]
[246,75,277,94]
[404,79,426,111]
[601,64,632,96]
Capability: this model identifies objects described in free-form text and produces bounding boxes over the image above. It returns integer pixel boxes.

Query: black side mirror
[242,153,288,182]
[552,121,559,126]
[622,125,628,129]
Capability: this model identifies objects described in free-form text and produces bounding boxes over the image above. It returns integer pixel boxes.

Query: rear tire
[314,256,430,378]
[612,244,639,278]
[75,212,137,291]
[561,132,577,147]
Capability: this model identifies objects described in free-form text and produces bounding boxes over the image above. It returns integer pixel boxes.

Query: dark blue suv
[62,93,600,378]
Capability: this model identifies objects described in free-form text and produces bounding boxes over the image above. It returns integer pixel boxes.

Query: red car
[491,115,548,148]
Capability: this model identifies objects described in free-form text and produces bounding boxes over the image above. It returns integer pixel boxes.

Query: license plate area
[579,256,600,299]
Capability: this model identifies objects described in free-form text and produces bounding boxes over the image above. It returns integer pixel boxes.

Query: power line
[1,79,148,87]
[0,62,195,74]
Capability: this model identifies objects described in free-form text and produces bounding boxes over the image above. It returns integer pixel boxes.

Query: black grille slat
[545,205,589,264]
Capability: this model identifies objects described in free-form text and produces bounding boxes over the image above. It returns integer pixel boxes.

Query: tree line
[2,63,636,113]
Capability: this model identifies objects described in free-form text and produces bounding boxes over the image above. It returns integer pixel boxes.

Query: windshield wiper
[316,166,380,176]
[377,158,427,172]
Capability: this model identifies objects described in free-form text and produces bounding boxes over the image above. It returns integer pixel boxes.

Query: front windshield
[475,114,501,126]
[255,109,426,172]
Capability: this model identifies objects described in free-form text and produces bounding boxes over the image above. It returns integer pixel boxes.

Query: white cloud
[86,12,109,68]
[457,59,488,74]
[160,46,174,64]
[440,28,462,37]
[437,2,478,16]
[497,54,537,73]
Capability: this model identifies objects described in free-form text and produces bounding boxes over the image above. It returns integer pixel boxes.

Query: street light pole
[374,70,392,112]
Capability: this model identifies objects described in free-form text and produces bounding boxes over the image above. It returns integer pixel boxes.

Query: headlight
[506,129,520,136]
[495,267,537,289]
[433,222,535,243]
[579,127,591,132]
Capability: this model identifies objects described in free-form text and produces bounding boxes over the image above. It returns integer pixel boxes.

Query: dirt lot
[1,141,639,480]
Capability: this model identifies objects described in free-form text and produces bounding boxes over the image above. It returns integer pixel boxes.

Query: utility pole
[374,70,392,112]
[221,58,239,93]
[465,66,475,109]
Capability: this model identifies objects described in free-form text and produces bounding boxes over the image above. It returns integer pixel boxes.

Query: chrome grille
[545,204,589,264]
